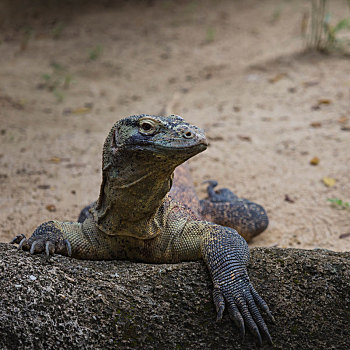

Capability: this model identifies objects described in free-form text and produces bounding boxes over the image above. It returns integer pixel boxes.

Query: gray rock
[0,243,349,349]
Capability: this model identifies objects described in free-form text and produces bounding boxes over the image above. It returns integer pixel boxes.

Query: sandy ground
[0,0,349,251]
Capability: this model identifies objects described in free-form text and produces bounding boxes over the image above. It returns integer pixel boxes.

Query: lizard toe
[10,234,30,251]
[235,296,262,345]
[29,239,45,254]
[18,237,30,250]
[10,234,26,245]
[64,239,72,257]
[246,295,272,345]
[45,241,56,256]
[213,285,225,321]
[226,297,245,339]
[55,239,72,256]
[250,284,275,323]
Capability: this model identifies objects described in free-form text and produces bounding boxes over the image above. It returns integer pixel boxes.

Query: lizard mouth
[126,138,208,155]
[153,138,208,151]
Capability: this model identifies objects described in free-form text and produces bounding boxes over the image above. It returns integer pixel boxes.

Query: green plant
[327,198,350,209]
[307,0,350,52]
[52,89,64,103]
[184,1,198,15]
[323,15,350,49]
[89,45,103,61]
[206,27,215,43]
[40,63,73,102]
[270,4,284,24]
[20,26,34,51]
[52,22,65,40]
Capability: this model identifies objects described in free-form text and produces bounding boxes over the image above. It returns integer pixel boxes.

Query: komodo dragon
[11,114,273,345]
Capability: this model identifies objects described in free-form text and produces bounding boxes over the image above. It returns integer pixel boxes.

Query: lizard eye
[139,119,157,135]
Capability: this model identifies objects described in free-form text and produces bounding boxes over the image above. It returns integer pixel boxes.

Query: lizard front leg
[165,219,274,345]
[200,224,274,345]
[11,218,118,260]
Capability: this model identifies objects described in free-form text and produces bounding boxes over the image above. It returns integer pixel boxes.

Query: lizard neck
[91,149,178,238]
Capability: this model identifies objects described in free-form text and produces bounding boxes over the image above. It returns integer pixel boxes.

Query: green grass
[323,16,350,49]
[307,0,350,53]
[40,63,73,102]
[20,26,34,51]
[89,45,103,61]
[52,22,65,40]
[206,27,216,43]
[327,198,350,209]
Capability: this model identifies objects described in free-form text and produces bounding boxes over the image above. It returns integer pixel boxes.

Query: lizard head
[95,115,208,230]
[111,114,208,162]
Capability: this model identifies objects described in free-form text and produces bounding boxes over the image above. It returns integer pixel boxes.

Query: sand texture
[0,0,349,250]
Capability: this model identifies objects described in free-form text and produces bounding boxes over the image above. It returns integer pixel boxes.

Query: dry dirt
[0,0,349,251]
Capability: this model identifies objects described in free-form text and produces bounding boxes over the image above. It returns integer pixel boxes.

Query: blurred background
[0,0,349,250]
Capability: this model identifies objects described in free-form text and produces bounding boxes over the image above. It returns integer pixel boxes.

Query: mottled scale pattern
[169,163,268,242]
[199,200,269,242]
[11,114,273,345]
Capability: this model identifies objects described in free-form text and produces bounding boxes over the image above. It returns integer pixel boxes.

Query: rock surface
[0,243,349,349]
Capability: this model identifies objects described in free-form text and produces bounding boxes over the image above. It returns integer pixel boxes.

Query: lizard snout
[175,125,207,144]
[175,125,195,139]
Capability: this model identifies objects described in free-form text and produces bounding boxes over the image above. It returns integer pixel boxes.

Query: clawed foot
[213,278,274,346]
[10,222,72,257]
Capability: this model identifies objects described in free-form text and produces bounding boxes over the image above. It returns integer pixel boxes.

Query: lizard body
[12,114,273,345]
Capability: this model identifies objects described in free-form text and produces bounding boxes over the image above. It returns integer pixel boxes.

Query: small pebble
[29,275,37,281]
[246,74,260,82]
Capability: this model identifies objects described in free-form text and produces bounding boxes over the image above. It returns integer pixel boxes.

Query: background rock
[0,243,349,349]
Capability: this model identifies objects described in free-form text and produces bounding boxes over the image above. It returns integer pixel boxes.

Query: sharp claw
[45,242,50,257]
[263,305,276,323]
[239,321,245,340]
[267,310,275,324]
[45,241,55,257]
[64,239,72,257]
[255,329,262,346]
[246,321,262,346]
[30,241,38,255]
[266,329,273,345]
[216,305,224,321]
[18,237,27,250]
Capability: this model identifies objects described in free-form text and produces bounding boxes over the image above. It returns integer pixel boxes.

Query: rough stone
[0,243,349,349]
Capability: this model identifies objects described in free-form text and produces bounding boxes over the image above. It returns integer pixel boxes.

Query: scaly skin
[169,163,269,242]
[78,161,269,242]
[11,114,273,345]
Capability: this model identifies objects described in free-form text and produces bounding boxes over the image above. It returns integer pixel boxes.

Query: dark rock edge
[1,243,349,350]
